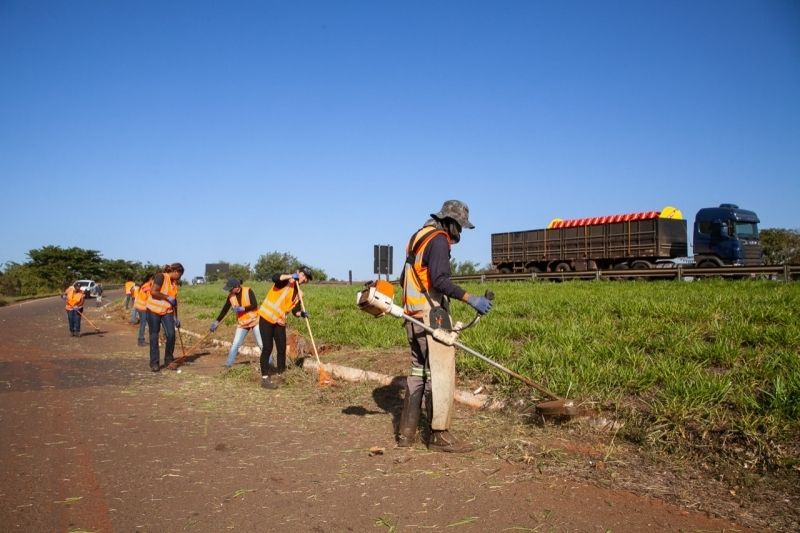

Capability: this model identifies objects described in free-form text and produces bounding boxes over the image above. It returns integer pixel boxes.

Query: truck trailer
[491,204,762,273]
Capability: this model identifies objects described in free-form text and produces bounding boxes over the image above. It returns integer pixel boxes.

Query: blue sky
[1,1,798,280]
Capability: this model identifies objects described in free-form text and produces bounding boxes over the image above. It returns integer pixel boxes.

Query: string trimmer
[356,281,578,418]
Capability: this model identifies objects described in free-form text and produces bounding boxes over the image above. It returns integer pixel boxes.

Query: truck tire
[525,265,542,273]
[631,260,652,270]
[499,266,512,275]
[554,262,571,272]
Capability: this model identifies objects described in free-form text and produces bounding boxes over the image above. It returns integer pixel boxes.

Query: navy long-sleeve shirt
[215,287,258,322]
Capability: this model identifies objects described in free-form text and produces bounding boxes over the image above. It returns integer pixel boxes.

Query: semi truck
[491,204,762,273]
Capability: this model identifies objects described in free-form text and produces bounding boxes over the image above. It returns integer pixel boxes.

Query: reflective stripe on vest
[146,274,177,315]
[231,286,259,328]
[257,281,298,324]
[402,227,450,313]
[65,287,85,311]
[134,281,152,311]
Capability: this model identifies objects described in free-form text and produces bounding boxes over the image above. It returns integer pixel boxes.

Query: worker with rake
[210,278,263,368]
[399,200,492,453]
[256,266,313,390]
[62,281,86,337]
[145,263,184,372]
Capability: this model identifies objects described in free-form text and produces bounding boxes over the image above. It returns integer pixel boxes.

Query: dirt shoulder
[0,297,796,531]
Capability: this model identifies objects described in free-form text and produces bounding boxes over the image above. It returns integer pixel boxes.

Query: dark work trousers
[259,317,287,375]
[148,311,176,367]
[67,309,82,334]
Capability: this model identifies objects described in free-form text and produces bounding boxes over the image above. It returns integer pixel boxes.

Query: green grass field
[180,279,800,467]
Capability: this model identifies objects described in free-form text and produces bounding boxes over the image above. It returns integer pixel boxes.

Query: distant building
[205,263,230,281]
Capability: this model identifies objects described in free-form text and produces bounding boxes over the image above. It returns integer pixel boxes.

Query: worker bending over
[257,266,312,389]
[146,263,184,372]
[210,278,263,368]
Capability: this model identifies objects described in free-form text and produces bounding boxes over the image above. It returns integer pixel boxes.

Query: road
[0,294,752,532]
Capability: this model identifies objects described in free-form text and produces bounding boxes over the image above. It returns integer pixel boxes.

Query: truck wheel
[499,267,512,275]
[554,262,571,272]
[526,265,542,273]
[631,261,652,269]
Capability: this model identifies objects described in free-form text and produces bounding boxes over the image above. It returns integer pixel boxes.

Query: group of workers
[66,199,490,452]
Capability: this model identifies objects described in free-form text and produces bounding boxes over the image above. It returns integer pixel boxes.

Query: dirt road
[0,295,760,531]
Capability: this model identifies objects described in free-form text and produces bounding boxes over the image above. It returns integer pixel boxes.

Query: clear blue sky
[1,1,798,281]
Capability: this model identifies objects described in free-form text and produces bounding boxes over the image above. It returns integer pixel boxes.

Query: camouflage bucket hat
[431,200,475,229]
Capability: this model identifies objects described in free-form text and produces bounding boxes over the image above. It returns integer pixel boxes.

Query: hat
[431,200,475,229]
[298,265,313,281]
[222,278,241,292]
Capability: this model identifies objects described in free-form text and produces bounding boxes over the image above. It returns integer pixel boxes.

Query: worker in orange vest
[209,278,263,368]
[256,266,313,389]
[146,263,184,372]
[62,281,87,337]
[124,278,135,310]
[133,273,153,346]
[398,200,491,453]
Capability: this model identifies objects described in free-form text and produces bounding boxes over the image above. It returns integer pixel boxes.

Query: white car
[74,279,98,297]
[192,276,206,285]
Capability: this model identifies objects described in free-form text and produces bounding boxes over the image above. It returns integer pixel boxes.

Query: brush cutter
[296,284,333,385]
[356,281,578,418]
[76,309,101,332]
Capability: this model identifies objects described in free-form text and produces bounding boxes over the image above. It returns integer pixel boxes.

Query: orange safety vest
[257,280,299,325]
[403,226,450,314]
[146,274,178,315]
[231,286,259,329]
[65,286,85,311]
[124,281,135,296]
[134,281,152,312]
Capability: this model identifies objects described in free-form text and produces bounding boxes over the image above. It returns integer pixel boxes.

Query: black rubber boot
[397,382,423,447]
[424,391,472,453]
[429,430,473,453]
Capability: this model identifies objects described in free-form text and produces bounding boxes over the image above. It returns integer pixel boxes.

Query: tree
[254,252,301,281]
[761,228,800,265]
[254,251,328,282]
[27,245,105,289]
[449,259,481,276]
[228,263,252,282]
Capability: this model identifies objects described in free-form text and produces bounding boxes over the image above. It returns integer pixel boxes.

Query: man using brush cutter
[256,267,313,390]
[210,278,263,368]
[398,200,492,453]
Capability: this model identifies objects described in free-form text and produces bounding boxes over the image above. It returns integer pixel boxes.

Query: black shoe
[150,364,160,372]
[164,359,173,367]
[260,377,278,390]
[137,339,146,346]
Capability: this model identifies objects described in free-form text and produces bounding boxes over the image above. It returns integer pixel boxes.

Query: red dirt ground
[1,293,795,532]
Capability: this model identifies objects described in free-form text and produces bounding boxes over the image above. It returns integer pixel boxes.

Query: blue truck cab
[693,204,762,267]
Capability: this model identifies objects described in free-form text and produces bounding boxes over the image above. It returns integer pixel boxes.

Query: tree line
[0,247,331,299]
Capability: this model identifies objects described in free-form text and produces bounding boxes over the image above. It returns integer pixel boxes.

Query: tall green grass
[180,279,800,465]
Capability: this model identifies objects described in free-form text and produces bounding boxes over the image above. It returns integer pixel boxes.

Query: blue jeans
[67,309,82,334]
[226,326,263,367]
[124,295,132,309]
[130,304,139,324]
[148,312,175,367]
[137,310,148,343]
